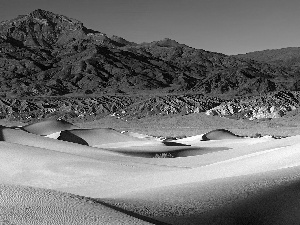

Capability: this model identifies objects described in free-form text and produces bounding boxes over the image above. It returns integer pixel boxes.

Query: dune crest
[22,118,78,136]
[58,128,146,146]
[2,118,300,224]
[202,129,244,141]
[0,184,152,225]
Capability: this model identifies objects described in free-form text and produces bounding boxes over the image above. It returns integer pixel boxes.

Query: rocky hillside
[0,94,223,122]
[235,47,300,68]
[2,9,300,122]
[235,47,300,85]
[0,91,299,122]
[0,96,134,121]
[0,9,298,98]
[206,91,300,120]
[114,94,224,119]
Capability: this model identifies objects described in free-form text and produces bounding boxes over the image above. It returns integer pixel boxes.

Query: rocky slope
[206,91,300,120]
[235,48,300,91]
[0,9,298,98]
[0,96,134,121]
[114,94,224,119]
[0,94,223,122]
[235,47,300,69]
[1,9,300,122]
[0,91,298,122]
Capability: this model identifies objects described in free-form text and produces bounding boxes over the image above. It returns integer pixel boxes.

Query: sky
[1,0,300,55]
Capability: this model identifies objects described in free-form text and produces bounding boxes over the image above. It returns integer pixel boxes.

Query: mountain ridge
[0,9,297,98]
[235,47,300,70]
[1,9,300,122]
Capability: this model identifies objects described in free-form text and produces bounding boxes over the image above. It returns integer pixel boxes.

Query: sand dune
[22,118,78,135]
[0,184,153,225]
[106,166,300,225]
[0,140,188,198]
[2,126,300,195]
[58,128,152,146]
[202,128,244,140]
[121,131,161,140]
[57,127,194,156]
[2,119,300,224]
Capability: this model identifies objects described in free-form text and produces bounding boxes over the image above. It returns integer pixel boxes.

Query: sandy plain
[1,114,300,224]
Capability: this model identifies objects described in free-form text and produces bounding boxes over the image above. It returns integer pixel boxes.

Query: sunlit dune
[2,119,300,224]
[105,166,300,225]
[22,118,78,135]
[202,129,244,141]
[58,128,148,146]
[0,184,153,225]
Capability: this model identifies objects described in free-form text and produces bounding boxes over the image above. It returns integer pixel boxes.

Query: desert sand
[1,118,300,224]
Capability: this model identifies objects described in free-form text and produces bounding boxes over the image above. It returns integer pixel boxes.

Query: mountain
[235,47,300,71]
[206,90,300,120]
[2,9,300,123]
[0,9,298,98]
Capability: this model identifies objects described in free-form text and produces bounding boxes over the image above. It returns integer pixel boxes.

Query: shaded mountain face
[0,9,298,97]
[235,48,300,75]
[235,48,300,66]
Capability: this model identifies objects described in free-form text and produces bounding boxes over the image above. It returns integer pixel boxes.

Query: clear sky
[1,0,300,55]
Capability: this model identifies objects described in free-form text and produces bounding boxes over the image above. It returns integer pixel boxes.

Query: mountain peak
[140,38,187,48]
[28,9,82,26]
[0,9,85,47]
[29,9,54,19]
[155,38,185,47]
[0,9,297,99]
